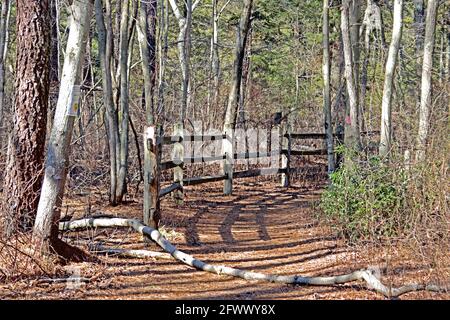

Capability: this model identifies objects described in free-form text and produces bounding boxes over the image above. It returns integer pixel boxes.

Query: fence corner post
[223,124,234,195]
[143,125,161,229]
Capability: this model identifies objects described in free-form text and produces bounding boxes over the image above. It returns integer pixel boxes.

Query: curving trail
[1,181,448,300]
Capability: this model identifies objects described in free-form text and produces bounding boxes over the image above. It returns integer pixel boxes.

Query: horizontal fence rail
[144,121,382,224]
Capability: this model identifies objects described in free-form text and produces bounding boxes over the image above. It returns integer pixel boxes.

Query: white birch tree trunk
[341,0,361,152]
[33,0,93,247]
[416,0,439,161]
[379,0,403,159]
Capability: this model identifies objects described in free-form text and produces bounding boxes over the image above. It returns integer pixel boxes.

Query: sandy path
[0,180,448,300]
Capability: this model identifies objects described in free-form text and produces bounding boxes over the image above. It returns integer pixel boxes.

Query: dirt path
[0,180,448,300]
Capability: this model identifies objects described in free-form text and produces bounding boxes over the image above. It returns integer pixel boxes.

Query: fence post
[143,126,161,228]
[172,123,184,204]
[280,115,291,187]
[223,124,234,195]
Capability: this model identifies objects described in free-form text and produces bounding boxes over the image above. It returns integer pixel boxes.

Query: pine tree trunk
[1,0,50,235]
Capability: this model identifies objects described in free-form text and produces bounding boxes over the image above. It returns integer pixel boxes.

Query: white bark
[59,217,448,298]
[416,0,439,161]
[341,0,361,151]
[33,0,93,246]
[379,0,403,158]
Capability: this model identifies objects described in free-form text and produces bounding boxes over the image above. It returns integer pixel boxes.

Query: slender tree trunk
[349,0,361,102]
[416,0,439,161]
[379,0,403,159]
[95,0,120,205]
[323,0,335,173]
[138,0,159,227]
[33,0,93,254]
[210,0,221,128]
[1,0,50,235]
[413,0,425,78]
[116,0,130,202]
[341,0,361,152]
[47,0,60,135]
[0,0,10,137]
[137,0,157,124]
[223,0,253,129]
[157,0,168,118]
[238,28,252,126]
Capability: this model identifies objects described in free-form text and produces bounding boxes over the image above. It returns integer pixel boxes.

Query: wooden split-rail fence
[142,116,378,227]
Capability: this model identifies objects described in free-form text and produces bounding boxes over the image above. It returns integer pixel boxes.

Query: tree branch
[59,217,449,298]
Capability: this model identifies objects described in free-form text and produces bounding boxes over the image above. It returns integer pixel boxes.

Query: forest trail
[0,180,448,300]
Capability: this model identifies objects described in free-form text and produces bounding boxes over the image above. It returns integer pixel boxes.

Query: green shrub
[319,157,407,241]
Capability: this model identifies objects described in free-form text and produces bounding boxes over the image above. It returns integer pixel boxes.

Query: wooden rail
[161,134,228,145]
[183,174,228,186]
[144,121,381,223]
[159,182,183,198]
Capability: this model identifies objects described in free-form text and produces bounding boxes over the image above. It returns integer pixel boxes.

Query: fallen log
[59,218,448,298]
[89,244,172,260]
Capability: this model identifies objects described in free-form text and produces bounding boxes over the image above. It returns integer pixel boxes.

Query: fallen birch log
[88,244,172,260]
[59,217,448,298]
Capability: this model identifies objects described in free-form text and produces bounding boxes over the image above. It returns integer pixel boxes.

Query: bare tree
[95,0,120,205]
[323,0,335,173]
[416,0,440,161]
[116,0,130,202]
[1,0,50,235]
[223,0,253,130]
[168,0,201,122]
[341,0,361,152]
[379,0,403,158]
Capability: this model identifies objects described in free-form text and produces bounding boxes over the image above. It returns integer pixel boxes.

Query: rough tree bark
[416,0,439,161]
[222,0,253,195]
[33,0,93,259]
[137,0,157,125]
[137,0,160,228]
[1,0,50,235]
[379,0,403,159]
[323,0,335,173]
[94,0,120,205]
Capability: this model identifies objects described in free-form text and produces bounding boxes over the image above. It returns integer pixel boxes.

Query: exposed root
[59,217,448,298]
